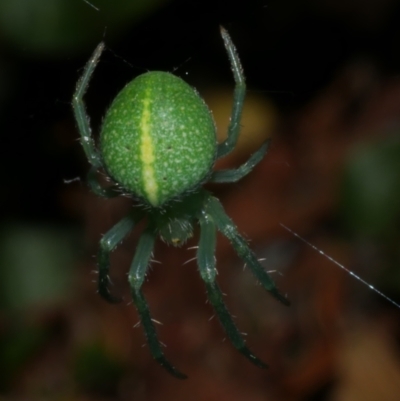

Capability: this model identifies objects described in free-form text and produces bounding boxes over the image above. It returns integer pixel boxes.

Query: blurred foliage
[0,0,171,56]
[0,325,48,391]
[0,225,77,311]
[73,343,126,396]
[340,134,400,239]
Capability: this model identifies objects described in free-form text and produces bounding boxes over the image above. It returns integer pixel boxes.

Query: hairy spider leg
[98,211,143,302]
[87,166,121,198]
[197,212,268,368]
[72,42,105,169]
[217,27,246,159]
[205,195,290,306]
[73,45,124,197]
[211,139,271,183]
[128,227,187,379]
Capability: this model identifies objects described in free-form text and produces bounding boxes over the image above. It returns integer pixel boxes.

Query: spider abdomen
[100,71,216,207]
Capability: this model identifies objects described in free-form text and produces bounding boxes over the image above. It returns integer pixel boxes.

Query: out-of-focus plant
[341,134,400,239]
[340,133,400,296]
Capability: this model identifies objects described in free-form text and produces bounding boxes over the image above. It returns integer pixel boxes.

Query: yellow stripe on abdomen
[140,97,158,205]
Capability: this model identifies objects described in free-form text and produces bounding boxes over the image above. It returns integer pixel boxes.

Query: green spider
[72,27,289,379]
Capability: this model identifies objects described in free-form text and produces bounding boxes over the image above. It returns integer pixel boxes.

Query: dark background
[0,0,400,400]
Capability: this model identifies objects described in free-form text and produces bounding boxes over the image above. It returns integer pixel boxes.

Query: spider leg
[217,27,246,159]
[72,42,105,169]
[98,211,143,302]
[197,212,268,368]
[210,140,270,183]
[87,166,121,198]
[204,195,290,306]
[128,227,187,379]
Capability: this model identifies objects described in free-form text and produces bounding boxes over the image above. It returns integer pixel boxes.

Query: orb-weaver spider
[72,27,289,379]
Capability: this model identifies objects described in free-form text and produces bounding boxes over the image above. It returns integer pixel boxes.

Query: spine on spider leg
[197,211,269,369]
[220,27,245,85]
[197,213,217,283]
[205,195,290,306]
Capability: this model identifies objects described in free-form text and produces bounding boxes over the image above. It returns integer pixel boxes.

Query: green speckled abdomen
[100,72,216,207]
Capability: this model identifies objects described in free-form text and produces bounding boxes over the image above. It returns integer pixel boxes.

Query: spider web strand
[280,223,400,309]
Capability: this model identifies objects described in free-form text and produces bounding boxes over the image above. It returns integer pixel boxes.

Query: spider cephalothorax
[73,27,289,379]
